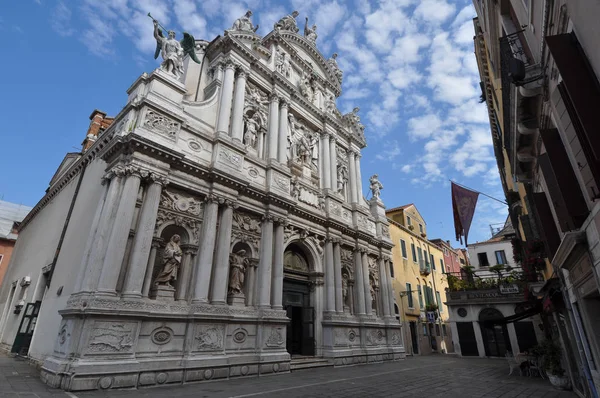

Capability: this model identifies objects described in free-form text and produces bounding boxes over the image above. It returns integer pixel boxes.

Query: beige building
[386,204,452,355]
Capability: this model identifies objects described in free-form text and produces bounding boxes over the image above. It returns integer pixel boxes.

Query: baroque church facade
[0,10,403,391]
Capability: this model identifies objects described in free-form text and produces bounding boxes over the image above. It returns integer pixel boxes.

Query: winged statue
[149,13,200,79]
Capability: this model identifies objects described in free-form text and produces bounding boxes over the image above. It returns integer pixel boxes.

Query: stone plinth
[228,293,246,306]
[150,284,176,301]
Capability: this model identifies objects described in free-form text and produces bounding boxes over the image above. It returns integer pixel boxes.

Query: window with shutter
[538,153,573,232]
[532,192,561,257]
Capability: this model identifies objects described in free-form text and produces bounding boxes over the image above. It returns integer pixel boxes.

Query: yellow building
[386,204,453,355]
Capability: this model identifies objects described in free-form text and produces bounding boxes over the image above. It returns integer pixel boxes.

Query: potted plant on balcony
[531,339,571,390]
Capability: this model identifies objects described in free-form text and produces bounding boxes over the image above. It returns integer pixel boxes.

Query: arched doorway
[479,308,511,357]
[283,243,315,357]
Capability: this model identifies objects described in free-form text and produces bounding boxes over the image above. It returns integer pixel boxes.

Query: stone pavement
[0,352,575,398]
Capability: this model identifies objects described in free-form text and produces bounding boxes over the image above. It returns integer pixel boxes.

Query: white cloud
[414,0,456,25]
[451,4,475,27]
[454,21,475,45]
[408,114,442,140]
[313,1,346,39]
[173,0,208,38]
[375,141,402,161]
[51,1,75,37]
[401,164,413,173]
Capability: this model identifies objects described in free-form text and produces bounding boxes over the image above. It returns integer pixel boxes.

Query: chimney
[82,109,108,152]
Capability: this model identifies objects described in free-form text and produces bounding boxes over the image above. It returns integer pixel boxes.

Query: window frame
[495,250,507,265]
[417,284,424,309]
[419,223,423,233]
[477,252,490,267]
[389,261,394,278]
[400,239,407,259]
[436,291,443,313]
[406,283,414,309]
[411,243,417,263]
[407,215,412,226]
[430,253,436,270]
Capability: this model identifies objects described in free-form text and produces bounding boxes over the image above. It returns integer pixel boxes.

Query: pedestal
[228,293,246,306]
[150,284,176,301]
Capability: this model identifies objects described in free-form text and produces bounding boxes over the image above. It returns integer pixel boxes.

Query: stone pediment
[262,31,342,97]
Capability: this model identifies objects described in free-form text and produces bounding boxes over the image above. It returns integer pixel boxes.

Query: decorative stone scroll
[161,190,202,216]
[144,109,180,140]
[155,189,202,244]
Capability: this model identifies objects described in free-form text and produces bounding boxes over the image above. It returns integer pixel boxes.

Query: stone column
[386,258,396,319]
[210,201,235,305]
[355,154,363,203]
[230,67,247,142]
[122,175,166,298]
[74,178,109,292]
[277,101,289,163]
[192,195,220,302]
[321,133,331,189]
[324,238,335,312]
[333,241,343,313]
[379,257,391,317]
[142,239,161,297]
[271,219,285,309]
[347,151,357,204]
[354,249,366,315]
[330,136,337,192]
[362,251,372,315]
[257,216,274,308]
[97,167,143,295]
[216,59,236,135]
[80,169,124,292]
[176,247,195,301]
[267,93,280,160]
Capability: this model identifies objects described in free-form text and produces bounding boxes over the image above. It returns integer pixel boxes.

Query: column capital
[223,199,239,209]
[269,92,280,103]
[222,57,237,70]
[262,214,275,222]
[347,149,356,158]
[181,244,197,255]
[148,172,168,186]
[235,66,249,78]
[279,100,289,109]
[329,134,337,143]
[204,193,222,204]
[123,164,149,179]
[320,130,330,138]
[274,216,288,226]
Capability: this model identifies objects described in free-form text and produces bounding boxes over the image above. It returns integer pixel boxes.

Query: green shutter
[417,285,424,309]
[436,291,443,312]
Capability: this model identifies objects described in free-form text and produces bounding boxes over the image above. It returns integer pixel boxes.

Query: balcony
[419,259,431,276]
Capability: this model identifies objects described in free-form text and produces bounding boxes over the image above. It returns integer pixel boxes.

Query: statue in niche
[327,53,343,84]
[274,11,300,32]
[155,234,182,287]
[304,17,318,43]
[311,80,323,108]
[228,249,249,295]
[243,113,260,149]
[325,94,336,114]
[287,114,301,161]
[342,273,349,307]
[369,174,383,199]
[275,49,292,78]
[299,71,314,102]
[337,163,348,194]
[231,10,259,32]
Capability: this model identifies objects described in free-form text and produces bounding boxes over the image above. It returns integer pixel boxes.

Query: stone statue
[246,84,269,108]
[327,53,343,84]
[282,52,291,77]
[304,17,318,43]
[274,11,300,32]
[337,164,348,193]
[343,107,365,133]
[311,80,323,108]
[228,249,249,295]
[369,174,383,199]
[231,10,259,32]
[299,71,313,102]
[325,94,336,114]
[243,113,260,149]
[275,49,292,78]
[150,15,200,79]
[155,234,182,287]
[342,274,349,306]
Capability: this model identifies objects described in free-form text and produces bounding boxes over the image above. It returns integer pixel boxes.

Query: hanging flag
[452,182,479,246]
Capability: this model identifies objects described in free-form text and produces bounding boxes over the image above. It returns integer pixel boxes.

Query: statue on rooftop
[274,11,300,33]
[304,17,318,43]
[369,174,383,199]
[231,10,259,33]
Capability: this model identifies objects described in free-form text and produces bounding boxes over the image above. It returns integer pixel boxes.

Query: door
[457,322,479,356]
[409,321,419,354]
[11,301,41,355]
[302,307,315,356]
[481,324,511,357]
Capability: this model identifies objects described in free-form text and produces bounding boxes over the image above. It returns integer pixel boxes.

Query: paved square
[0,353,575,398]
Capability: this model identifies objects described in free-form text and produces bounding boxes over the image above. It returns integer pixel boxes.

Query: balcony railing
[446,270,542,292]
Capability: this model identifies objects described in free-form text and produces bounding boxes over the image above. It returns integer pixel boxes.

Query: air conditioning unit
[20,276,31,287]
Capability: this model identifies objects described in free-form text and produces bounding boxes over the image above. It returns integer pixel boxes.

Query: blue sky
[0,0,507,246]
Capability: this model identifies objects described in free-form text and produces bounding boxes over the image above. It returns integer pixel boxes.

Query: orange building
[0,201,32,286]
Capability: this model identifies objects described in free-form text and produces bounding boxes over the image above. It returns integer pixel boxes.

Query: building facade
[431,239,461,275]
[0,201,32,287]
[386,205,453,356]
[0,11,403,392]
[473,0,600,395]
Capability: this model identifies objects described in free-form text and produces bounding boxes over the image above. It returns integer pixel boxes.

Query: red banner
[452,182,479,246]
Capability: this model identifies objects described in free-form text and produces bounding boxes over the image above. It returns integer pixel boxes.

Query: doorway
[479,308,511,357]
[409,321,419,354]
[283,279,314,356]
[11,301,41,355]
[457,322,479,356]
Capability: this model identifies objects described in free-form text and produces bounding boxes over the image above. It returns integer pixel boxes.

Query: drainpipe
[46,157,88,288]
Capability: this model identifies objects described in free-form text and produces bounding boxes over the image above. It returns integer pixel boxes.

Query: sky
[0,0,508,246]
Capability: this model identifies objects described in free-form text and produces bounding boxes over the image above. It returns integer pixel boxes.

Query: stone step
[290,357,334,371]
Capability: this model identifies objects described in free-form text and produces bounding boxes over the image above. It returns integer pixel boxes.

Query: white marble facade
[39,11,403,391]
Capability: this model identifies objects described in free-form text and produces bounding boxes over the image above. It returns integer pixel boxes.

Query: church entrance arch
[283,243,315,357]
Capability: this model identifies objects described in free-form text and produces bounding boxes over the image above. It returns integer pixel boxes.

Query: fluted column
[230,67,247,141]
[319,133,330,189]
[354,249,366,315]
[347,151,357,203]
[216,60,236,135]
[257,216,274,307]
[74,178,109,292]
[271,218,285,309]
[277,101,289,163]
[362,251,372,315]
[80,169,124,292]
[330,136,338,191]
[192,195,220,302]
[324,238,335,312]
[333,240,343,313]
[97,167,143,295]
[122,175,166,298]
[355,153,363,203]
[210,201,235,304]
[142,239,161,297]
[176,247,195,301]
[267,94,280,160]
[379,257,391,317]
